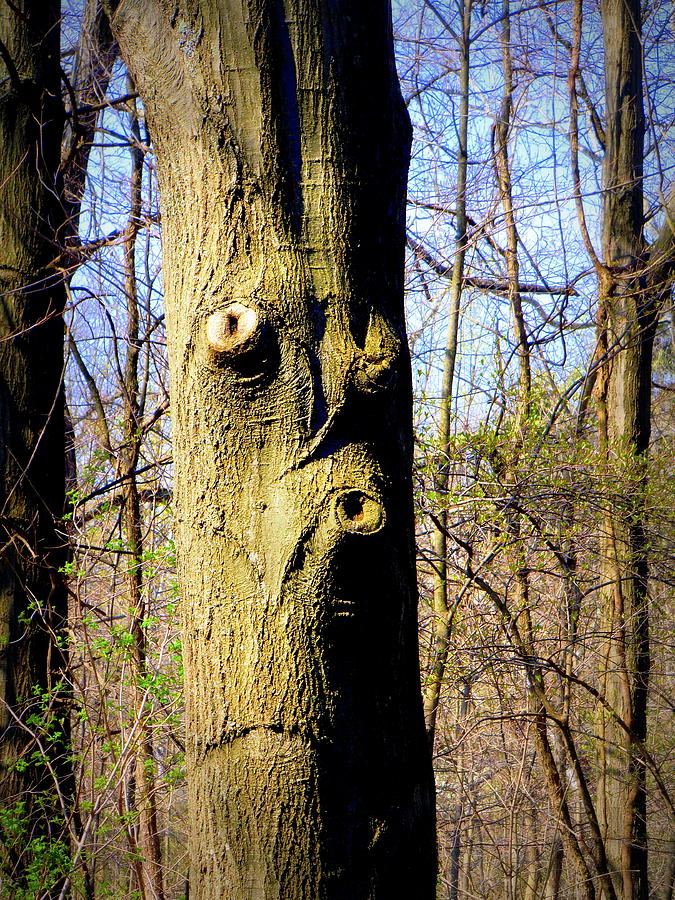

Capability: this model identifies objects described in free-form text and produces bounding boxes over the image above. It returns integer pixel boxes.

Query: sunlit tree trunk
[448,678,470,900]
[544,837,563,900]
[493,0,530,432]
[0,1,70,893]
[423,0,472,749]
[108,0,437,897]
[120,96,165,900]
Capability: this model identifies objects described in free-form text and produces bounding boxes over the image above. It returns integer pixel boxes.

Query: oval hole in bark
[206,302,259,355]
[204,302,277,380]
[335,489,384,534]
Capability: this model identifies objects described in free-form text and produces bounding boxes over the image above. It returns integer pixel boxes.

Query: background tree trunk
[423,0,472,749]
[109,0,437,897]
[0,1,70,893]
[119,95,165,900]
[596,0,655,897]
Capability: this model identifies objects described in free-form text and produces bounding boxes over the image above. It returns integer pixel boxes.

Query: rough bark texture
[0,0,70,891]
[109,1,436,897]
[595,0,658,896]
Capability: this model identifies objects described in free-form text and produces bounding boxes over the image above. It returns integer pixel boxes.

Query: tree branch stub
[206,302,262,356]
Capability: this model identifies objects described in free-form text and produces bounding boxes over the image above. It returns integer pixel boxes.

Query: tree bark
[596,0,648,896]
[493,0,530,432]
[423,0,472,749]
[595,0,670,897]
[120,96,165,900]
[0,1,70,893]
[108,1,436,897]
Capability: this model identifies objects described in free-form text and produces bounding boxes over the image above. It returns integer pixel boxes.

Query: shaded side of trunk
[110,1,437,898]
[0,1,70,894]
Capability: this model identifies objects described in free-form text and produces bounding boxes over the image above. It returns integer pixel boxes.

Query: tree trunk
[0,1,70,893]
[544,838,563,900]
[108,1,437,897]
[596,0,653,897]
[448,679,470,900]
[423,0,472,749]
[120,96,165,900]
[493,0,530,432]
[61,0,120,243]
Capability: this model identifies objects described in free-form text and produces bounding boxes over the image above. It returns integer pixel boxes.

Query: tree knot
[335,489,385,534]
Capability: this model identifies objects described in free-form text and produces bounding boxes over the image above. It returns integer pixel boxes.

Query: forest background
[0,0,673,897]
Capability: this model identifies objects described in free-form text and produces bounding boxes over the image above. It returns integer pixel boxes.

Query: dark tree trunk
[596,0,674,897]
[0,1,70,894]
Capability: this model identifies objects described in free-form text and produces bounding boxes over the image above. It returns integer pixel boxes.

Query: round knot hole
[206,302,259,355]
[342,492,365,521]
[335,489,384,535]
